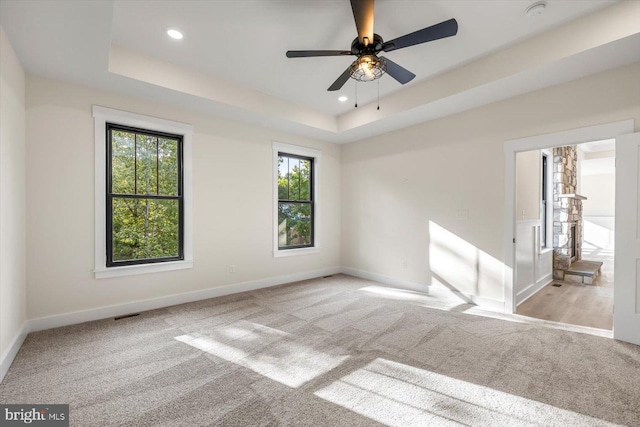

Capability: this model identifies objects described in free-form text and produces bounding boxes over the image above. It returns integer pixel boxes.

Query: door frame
[503,119,634,314]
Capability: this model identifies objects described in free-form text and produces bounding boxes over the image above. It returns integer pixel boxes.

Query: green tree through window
[278,153,313,248]
[107,124,183,266]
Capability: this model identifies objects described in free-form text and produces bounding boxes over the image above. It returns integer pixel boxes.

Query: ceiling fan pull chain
[355,81,358,108]
[377,79,380,110]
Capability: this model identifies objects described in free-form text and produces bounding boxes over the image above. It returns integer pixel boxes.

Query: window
[540,150,552,250]
[93,106,193,278]
[541,153,548,248]
[278,153,314,249]
[273,142,320,257]
[106,124,183,266]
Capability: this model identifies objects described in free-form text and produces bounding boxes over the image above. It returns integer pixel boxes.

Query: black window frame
[277,152,315,250]
[541,153,548,248]
[106,123,184,267]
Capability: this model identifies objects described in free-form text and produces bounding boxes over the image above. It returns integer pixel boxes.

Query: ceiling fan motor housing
[351,33,385,55]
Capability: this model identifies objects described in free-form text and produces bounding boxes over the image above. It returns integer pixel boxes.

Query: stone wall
[553,145,583,279]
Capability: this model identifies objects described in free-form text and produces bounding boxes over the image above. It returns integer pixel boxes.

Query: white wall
[515,149,553,304]
[582,171,615,250]
[515,222,552,305]
[0,28,27,370]
[341,63,640,304]
[582,173,615,217]
[25,75,341,320]
[516,150,541,221]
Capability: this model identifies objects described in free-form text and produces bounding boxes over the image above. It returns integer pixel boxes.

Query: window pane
[278,202,311,248]
[299,159,311,201]
[111,130,135,194]
[158,138,178,196]
[112,197,179,261]
[136,134,158,195]
[288,157,300,200]
[278,156,289,200]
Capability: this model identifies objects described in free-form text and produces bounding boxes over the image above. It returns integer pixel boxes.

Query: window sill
[273,247,320,258]
[95,259,193,279]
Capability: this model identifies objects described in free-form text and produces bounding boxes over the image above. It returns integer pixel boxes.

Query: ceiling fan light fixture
[349,55,386,82]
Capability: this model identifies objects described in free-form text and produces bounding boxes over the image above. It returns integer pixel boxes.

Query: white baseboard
[516,273,553,306]
[22,264,506,349]
[427,285,506,312]
[341,267,429,294]
[28,266,341,332]
[0,322,28,383]
[340,267,505,312]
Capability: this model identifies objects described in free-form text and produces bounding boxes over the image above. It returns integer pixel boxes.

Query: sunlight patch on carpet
[358,285,432,302]
[315,358,621,427]
[174,324,350,388]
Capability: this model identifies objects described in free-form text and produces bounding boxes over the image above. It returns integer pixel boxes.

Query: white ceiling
[110,0,616,116]
[580,139,616,153]
[1,0,638,144]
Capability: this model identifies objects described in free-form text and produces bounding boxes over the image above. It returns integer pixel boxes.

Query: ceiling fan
[286,0,458,91]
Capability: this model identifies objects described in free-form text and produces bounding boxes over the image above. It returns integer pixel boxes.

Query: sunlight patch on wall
[583,219,615,250]
[429,221,504,300]
[315,358,619,427]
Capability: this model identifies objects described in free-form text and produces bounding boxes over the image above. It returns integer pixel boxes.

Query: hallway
[517,241,613,330]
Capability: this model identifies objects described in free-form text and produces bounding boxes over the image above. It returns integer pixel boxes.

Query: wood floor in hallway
[517,246,613,330]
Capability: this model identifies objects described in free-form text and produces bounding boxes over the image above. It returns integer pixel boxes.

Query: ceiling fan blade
[286,50,352,58]
[381,57,415,84]
[381,18,458,52]
[351,0,374,46]
[328,66,352,91]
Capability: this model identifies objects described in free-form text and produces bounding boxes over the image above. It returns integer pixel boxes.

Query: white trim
[517,275,553,306]
[28,266,342,332]
[428,285,505,312]
[92,106,194,278]
[503,120,634,153]
[341,267,505,312]
[94,260,194,279]
[504,119,634,313]
[273,247,321,258]
[341,267,429,293]
[272,141,321,257]
[0,322,28,383]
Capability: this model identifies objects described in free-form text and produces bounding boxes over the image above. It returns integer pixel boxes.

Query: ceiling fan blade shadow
[328,66,352,91]
[382,18,458,52]
[351,0,374,45]
[286,50,352,58]
[381,57,415,84]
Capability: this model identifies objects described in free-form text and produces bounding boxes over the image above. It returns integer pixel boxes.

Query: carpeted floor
[1,274,639,426]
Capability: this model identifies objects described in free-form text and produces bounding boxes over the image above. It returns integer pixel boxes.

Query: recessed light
[338,96,348,102]
[525,1,546,17]
[167,29,183,40]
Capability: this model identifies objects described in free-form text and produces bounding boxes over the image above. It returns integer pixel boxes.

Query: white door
[614,132,640,345]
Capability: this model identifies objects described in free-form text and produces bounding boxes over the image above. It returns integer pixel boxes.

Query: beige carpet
[1,274,639,426]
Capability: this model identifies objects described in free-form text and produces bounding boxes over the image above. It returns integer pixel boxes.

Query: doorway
[514,140,615,330]
[502,120,634,339]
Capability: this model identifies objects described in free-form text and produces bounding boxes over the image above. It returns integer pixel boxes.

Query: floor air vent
[114,313,140,320]
[552,283,562,287]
